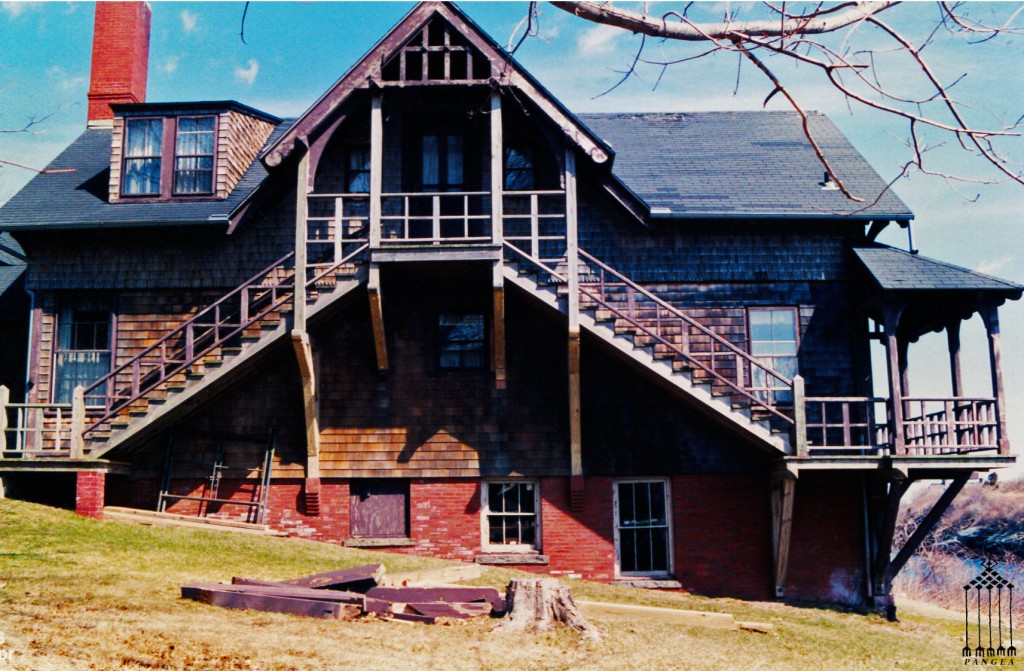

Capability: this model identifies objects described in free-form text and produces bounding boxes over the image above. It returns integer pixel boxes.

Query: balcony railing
[805,396,1000,456]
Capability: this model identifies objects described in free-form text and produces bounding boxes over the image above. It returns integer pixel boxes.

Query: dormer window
[173,117,215,194]
[122,118,163,195]
[120,115,217,197]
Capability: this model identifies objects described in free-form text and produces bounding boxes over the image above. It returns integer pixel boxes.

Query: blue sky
[1,1,1022,454]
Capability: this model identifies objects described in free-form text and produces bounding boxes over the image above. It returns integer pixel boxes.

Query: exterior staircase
[82,245,369,459]
[503,243,794,454]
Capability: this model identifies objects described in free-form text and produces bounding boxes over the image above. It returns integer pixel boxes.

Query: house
[0,2,1020,615]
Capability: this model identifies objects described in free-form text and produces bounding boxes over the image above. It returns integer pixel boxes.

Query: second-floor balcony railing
[805,396,1000,456]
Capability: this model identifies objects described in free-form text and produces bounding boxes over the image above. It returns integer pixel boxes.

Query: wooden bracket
[889,474,969,577]
[367,264,389,371]
[492,282,507,389]
[770,471,796,598]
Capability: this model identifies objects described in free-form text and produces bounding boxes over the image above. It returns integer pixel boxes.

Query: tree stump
[495,578,600,640]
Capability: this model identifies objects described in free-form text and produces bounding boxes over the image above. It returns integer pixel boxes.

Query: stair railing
[505,243,794,425]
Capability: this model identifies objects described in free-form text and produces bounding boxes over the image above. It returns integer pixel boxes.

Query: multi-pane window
[421,134,464,192]
[615,480,671,576]
[173,116,215,194]
[483,481,539,551]
[438,314,485,369]
[345,145,371,193]
[748,308,799,404]
[504,146,535,190]
[53,307,111,405]
[121,118,163,195]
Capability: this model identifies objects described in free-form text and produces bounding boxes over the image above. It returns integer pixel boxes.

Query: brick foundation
[75,471,105,519]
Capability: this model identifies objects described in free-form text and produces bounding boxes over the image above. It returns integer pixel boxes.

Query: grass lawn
[0,499,971,670]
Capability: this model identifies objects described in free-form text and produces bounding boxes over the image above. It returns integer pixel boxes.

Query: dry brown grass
[0,499,982,670]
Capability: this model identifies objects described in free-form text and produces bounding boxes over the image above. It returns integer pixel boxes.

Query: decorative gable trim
[262,1,612,169]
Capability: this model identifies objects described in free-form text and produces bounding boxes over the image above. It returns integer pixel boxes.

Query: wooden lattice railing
[504,243,796,426]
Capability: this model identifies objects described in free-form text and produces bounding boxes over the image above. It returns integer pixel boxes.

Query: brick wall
[87,2,150,123]
[75,471,106,519]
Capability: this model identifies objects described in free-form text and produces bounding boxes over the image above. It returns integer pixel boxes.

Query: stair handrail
[81,252,297,424]
[577,249,794,389]
[505,242,794,424]
[305,243,369,287]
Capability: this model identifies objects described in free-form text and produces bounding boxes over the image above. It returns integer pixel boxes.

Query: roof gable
[262,1,611,168]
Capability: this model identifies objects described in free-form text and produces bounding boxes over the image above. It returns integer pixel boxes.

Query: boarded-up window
[350,479,409,538]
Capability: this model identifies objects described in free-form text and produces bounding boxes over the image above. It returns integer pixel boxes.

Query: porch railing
[805,396,999,455]
[1,401,75,456]
[379,191,492,244]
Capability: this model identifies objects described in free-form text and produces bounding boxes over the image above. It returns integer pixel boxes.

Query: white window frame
[480,480,541,553]
[613,478,673,578]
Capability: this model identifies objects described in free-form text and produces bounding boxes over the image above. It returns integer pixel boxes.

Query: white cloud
[160,54,183,75]
[976,255,1014,276]
[577,24,621,56]
[180,9,197,35]
[1,1,38,18]
[46,65,86,91]
[234,59,259,86]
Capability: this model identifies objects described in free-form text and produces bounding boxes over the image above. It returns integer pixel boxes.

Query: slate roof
[854,245,1023,294]
[0,232,26,295]
[0,120,292,230]
[580,111,913,221]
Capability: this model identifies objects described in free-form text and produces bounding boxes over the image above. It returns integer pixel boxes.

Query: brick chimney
[87,2,151,126]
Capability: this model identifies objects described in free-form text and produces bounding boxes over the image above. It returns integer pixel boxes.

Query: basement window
[482,481,540,552]
[438,313,485,369]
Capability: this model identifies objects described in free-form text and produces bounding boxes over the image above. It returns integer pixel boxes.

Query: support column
[982,304,1010,454]
[565,146,583,510]
[490,91,506,389]
[291,330,321,515]
[367,92,388,371]
[70,385,86,459]
[897,337,911,397]
[0,384,8,454]
[946,319,964,397]
[294,151,310,331]
[75,470,105,520]
[882,305,905,454]
[867,474,910,620]
[770,471,796,598]
[889,473,969,577]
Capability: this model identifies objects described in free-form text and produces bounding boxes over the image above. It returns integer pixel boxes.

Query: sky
[0,1,1022,462]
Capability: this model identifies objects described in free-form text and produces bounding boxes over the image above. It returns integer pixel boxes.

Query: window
[504,146,535,190]
[350,479,409,538]
[120,115,217,197]
[173,116,215,194]
[345,145,371,193]
[421,134,464,192]
[438,314,485,369]
[748,308,799,404]
[482,481,540,551]
[122,118,163,195]
[53,307,111,405]
[614,480,672,577]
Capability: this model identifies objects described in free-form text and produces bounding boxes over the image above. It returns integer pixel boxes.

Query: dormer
[108,102,280,203]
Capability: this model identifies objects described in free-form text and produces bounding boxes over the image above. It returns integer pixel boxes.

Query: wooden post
[882,305,905,454]
[792,374,807,457]
[291,330,321,514]
[982,304,1010,455]
[0,384,8,453]
[946,319,965,397]
[70,385,86,459]
[770,472,796,598]
[897,337,910,397]
[490,92,506,388]
[868,474,910,617]
[889,473,969,578]
[367,265,389,371]
[294,150,310,331]
[369,92,383,248]
[565,146,583,507]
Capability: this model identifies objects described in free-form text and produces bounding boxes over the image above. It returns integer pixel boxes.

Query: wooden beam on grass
[576,600,738,631]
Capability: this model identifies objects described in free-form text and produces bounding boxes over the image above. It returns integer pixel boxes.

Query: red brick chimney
[87,2,151,126]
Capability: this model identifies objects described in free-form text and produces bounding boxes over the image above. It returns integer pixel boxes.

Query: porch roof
[854,245,1023,296]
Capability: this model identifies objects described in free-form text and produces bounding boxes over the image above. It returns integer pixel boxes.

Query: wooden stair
[504,250,792,454]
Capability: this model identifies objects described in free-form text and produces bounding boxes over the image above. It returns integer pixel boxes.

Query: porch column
[565,146,583,509]
[367,91,388,371]
[982,304,1010,454]
[490,91,506,388]
[294,150,310,330]
[75,470,105,520]
[946,319,965,397]
[896,337,911,397]
[882,304,906,454]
